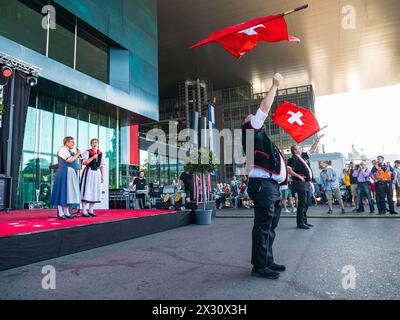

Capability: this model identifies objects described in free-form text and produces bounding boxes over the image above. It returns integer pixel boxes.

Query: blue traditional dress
[50,147,80,206]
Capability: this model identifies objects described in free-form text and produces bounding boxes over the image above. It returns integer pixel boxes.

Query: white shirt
[248,109,287,184]
[296,153,313,180]
[82,150,105,168]
[57,146,73,161]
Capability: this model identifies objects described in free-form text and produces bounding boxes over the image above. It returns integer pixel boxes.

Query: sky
[315,84,400,160]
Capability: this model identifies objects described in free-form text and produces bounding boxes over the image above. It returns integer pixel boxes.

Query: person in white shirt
[50,137,81,220]
[242,73,287,280]
[80,138,105,217]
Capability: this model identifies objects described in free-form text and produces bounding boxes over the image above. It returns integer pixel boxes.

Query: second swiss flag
[272,101,321,143]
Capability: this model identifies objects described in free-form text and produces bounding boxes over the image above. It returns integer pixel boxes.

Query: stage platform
[0,209,191,271]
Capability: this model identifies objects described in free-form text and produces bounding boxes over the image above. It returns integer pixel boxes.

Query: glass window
[53,98,66,154]
[178,159,185,177]
[18,152,36,205]
[66,103,78,142]
[107,108,117,188]
[48,15,75,68]
[99,126,107,153]
[0,0,47,56]
[37,155,52,204]
[149,153,160,185]
[39,110,54,155]
[76,24,109,83]
[107,126,117,189]
[139,150,149,178]
[160,155,169,186]
[23,107,37,152]
[89,105,99,141]
[98,110,108,152]
[169,157,178,183]
[78,107,89,150]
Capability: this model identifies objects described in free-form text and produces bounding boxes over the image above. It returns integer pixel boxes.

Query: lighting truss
[0,51,40,76]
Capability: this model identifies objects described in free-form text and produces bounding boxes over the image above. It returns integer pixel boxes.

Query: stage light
[2,65,13,78]
[27,75,38,87]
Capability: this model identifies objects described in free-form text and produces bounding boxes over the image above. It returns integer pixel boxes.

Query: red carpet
[0,209,175,237]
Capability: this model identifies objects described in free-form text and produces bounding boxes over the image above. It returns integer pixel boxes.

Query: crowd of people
[238,73,399,279]
[214,176,253,209]
[340,158,400,214]
[214,157,400,216]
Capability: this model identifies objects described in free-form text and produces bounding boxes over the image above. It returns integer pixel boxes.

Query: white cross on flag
[272,101,321,143]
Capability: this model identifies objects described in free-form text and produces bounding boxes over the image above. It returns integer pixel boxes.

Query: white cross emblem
[239,24,266,35]
[287,111,304,126]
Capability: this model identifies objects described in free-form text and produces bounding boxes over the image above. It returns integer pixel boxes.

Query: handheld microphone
[73,148,82,158]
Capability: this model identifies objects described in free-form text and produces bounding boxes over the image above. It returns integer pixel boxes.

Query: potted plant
[185,148,218,225]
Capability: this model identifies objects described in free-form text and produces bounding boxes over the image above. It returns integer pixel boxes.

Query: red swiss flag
[272,101,321,143]
[190,14,299,59]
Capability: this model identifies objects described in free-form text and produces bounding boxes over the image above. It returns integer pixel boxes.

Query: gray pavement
[217,205,400,218]
[1,217,400,300]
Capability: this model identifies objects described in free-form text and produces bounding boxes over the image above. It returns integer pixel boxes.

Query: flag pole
[317,125,328,133]
[190,4,309,49]
[283,4,309,16]
[297,125,328,144]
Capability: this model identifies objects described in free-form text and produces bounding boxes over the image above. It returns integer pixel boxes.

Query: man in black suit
[287,137,322,229]
[242,73,287,280]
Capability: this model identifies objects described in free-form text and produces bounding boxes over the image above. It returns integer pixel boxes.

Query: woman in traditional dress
[50,137,81,220]
[80,138,105,217]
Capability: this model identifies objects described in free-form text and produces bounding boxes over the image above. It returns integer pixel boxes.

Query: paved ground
[1,216,400,300]
[217,205,400,218]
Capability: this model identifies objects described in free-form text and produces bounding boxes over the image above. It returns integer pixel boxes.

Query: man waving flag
[190,4,308,59]
[272,101,322,143]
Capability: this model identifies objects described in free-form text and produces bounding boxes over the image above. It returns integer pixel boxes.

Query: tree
[185,148,218,211]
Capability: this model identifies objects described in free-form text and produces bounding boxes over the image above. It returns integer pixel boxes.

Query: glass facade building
[0,0,110,83]
[0,0,159,209]
[17,79,118,208]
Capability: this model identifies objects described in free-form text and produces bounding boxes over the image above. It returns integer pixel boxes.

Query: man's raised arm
[259,73,283,115]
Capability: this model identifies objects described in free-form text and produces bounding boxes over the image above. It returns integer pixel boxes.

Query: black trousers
[292,181,311,226]
[136,194,146,209]
[375,181,394,213]
[346,186,352,204]
[247,178,281,269]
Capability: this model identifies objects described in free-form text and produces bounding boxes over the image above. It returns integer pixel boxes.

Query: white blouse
[81,150,105,168]
[57,146,73,161]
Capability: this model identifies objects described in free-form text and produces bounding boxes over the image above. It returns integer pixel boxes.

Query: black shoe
[251,267,280,279]
[267,263,286,272]
[297,224,310,230]
[342,209,346,214]
[65,214,75,219]
[389,211,398,215]
[352,208,358,212]
[305,222,314,227]
[88,212,97,217]
[370,210,375,214]
[82,212,91,218]
[327,209,332,214]
[57,215,67,220]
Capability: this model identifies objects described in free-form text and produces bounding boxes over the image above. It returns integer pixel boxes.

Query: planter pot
[195,209,213,225]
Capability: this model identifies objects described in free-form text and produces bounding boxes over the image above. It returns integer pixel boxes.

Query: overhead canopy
[158,0,400,98]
